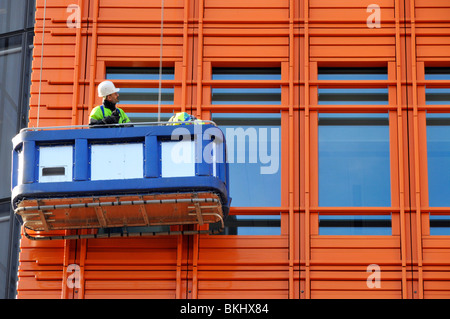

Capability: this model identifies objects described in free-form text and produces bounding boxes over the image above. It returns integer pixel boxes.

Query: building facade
[13,0,450,298]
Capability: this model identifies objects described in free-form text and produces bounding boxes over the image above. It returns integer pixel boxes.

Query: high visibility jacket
[89,105,130,124]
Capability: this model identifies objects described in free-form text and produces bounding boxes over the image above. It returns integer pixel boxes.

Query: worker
[89,80,131,126]
[167,112,204,125]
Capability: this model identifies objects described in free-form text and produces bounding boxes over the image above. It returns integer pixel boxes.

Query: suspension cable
[36,0,48,128]
[157,0,165,123]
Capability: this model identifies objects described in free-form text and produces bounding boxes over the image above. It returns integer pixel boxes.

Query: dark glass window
[429,214,450,236]
[426,113,450,206]
[211,68,281,105]
[212,113,281,207]
[217,215,281,235]
[425,68,450,105]
[127,112,174,123]
[318,113,391,207]
[319,214,392,235]
[0,0,35,33]
[0,33,33,198]
[425,67,450,80]
[211,113,281,235]
[318,67,389,105]
[106,67,174,105]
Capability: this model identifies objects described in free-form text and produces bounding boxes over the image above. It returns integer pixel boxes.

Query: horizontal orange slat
[198,290,288,299]
[311,236,400,249]
[309,0,394,7]
[204,9,288,22]
[85,280,176,290]
[98,36,183,46]
[99,0,184,8]
[204,37,289,46]
[417,46,450,58]
[310,270,403,280]
[98,8,184,21]
[199,237,288,249]
[84,290,177,299]
[310,37,395,46]
[31,69,74,82]
[35,271,64,281]
[204,46,288,58]
[29,94,73,108]
[34,32,78,45]
[31,83,77,95]
[17,291,62,299]
[416,8,450,21]
[32,44,76,57]
[83,271,176,280]
[97,46,182,58]
[424,281,450,291]
[310,46,395,58]
[311,280,401,290]
[86,250,178,260]
[424,291,450,299]
[199,280,288,290]
[84,259,178,266]
[206,0,288,8]
[309,9,394,21]
[29,108,73,119]
[311,290,401,299]
[29,118,71,127]
[204,28,289,37]
[423,250,450,264]
[423,272,450,280]
[20,237,65,249]
[31,58,76,70]
[198,265,288,272]
[422,237,450,249]
[311,249,401,264]
[18,277,62,290]
[48,28,185,37]
[198,248,288,264]
[415,0,450,7]
[197,270,289,280]
[34,7,76,21]
[19,250,64,264]
[417,37,450,45]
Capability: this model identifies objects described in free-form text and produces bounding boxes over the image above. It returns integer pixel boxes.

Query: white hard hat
[98,80,120,98]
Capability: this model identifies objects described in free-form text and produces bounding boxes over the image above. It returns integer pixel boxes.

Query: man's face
[106,92,120,104]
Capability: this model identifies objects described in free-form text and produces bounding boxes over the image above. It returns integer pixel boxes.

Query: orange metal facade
[18,0,450,299]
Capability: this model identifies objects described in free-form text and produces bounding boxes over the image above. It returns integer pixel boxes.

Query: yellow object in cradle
[167,112,204,125]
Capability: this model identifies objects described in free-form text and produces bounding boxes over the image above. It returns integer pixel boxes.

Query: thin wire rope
[36,0,48,128]
[157,0,165,123]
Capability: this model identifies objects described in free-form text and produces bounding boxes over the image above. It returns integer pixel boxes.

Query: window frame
[317,112,393,208]
[205,63,287,236]
[105,66,176,106]
[210,112,283,236]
